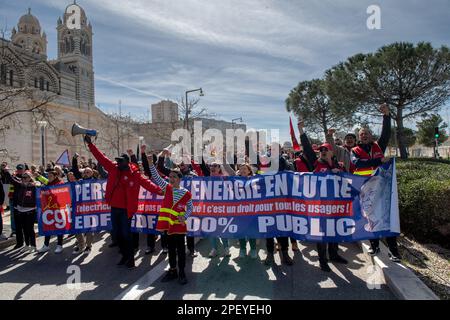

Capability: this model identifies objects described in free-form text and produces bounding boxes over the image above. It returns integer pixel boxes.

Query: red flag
[289,117,301,151]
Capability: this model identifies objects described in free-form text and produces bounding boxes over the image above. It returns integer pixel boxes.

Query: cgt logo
[42,205,72,230]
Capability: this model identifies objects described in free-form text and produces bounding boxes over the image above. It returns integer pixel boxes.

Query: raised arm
[137,174,163,196]
[1,170,21,187]
[97,163,108,179]
[298,119,317,167]
[200,157,211,177]
[127,149,138,165]
[85,136,115,172]
[157,155,171,177]
[191,159,204,176]
[377,104,391,153]
[148,157,168,191]
[72,154,83,180]
[36,174,48,185]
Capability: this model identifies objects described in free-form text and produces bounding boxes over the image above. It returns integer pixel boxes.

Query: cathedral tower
[57,1,94,106]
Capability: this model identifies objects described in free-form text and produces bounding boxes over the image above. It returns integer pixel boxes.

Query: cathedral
[0,2,138,164]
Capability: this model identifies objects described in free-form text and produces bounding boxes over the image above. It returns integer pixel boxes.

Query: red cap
[318,143,333,151]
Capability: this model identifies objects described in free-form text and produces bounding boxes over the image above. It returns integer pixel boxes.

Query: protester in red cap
[313,143,345,174]
[297,119,348,272]
[84,135,163,269]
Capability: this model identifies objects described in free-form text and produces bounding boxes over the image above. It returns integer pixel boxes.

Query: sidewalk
[0,210,16,249]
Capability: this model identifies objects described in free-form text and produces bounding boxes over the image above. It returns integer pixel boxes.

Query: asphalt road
[0,230,395,300]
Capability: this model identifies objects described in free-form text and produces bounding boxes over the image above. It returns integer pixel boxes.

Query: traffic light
[434,127,440,139]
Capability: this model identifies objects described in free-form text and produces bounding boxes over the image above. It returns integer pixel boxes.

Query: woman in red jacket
[147,155,193,285]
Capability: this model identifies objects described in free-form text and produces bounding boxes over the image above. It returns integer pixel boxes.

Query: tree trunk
[396,108,408,159]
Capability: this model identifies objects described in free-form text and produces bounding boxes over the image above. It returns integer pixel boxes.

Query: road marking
[115,237,203,300]
[114,258,169,300]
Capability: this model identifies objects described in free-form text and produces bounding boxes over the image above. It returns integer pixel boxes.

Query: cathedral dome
[18,9,41,34]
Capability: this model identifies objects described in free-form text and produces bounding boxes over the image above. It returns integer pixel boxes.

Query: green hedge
[396,158,450,247]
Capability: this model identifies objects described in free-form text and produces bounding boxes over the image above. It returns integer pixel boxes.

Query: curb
[359,240,439,300]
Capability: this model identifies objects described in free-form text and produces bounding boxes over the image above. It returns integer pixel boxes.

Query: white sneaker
[72,246,82,255]
[54,245,63,254]
[29,246,37,253]
[250,249,258,259]
[208,248,217,258]
[0,234,8,240]
[239,249,246,258]
[224,247,231,257]
[37,245,49,253]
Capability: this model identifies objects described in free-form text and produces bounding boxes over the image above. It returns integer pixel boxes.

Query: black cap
[16,164,24,170]
[345,133,357,140]
[115,153,130,163]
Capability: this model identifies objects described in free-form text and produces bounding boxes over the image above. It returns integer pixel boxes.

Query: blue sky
[1,0,449,143]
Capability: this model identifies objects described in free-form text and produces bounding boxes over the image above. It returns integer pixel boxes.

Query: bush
[396,158,450,247]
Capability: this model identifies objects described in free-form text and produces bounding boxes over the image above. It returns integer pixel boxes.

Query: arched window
[39,77,44,91]
[9,70,13,86]
[46,81,50,91]
[34,78,38,88]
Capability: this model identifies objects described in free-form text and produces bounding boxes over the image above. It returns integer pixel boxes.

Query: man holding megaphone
[83,135,163,269]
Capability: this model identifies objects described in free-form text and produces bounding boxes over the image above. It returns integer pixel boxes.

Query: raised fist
[141,144,147,153]
[84,135,92,144]
[147,154,154,165]
[379,103,390,116]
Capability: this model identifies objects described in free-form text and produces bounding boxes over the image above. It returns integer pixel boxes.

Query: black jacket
[3,171,36,208]
[0,179,4,206]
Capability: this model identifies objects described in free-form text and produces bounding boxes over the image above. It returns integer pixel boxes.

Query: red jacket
[156,184,192,235]
[294,158,310,173]
[314,159,344,173]
[352,142,384,176]
[88,143,163,218]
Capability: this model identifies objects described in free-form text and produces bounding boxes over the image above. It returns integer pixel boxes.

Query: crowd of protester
[0,103,401,285]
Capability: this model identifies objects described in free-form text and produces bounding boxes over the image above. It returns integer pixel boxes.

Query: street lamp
[184,88,204,131]
[37,120,48,167]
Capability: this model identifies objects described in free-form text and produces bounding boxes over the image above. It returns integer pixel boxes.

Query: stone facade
[0,4,246,165]
[0,4,137,165]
